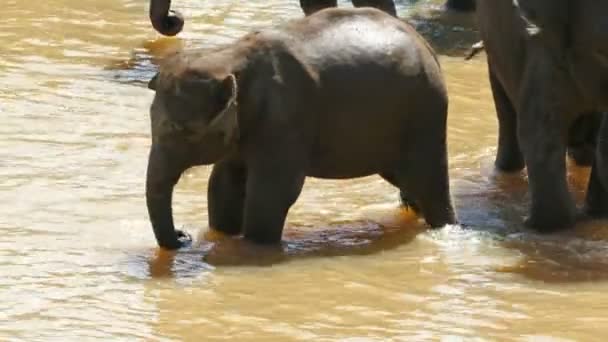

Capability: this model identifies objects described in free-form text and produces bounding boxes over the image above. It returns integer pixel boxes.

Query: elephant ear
[208,74,239,144]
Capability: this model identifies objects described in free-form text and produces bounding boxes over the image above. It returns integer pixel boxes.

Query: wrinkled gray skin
[146,8,456,249]
[476,0,608,230]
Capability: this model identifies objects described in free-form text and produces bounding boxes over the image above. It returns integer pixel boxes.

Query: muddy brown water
[2,0,608,341]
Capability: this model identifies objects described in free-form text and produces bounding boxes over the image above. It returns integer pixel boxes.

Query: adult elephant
[476,0,608,230]
[149,0,398,36]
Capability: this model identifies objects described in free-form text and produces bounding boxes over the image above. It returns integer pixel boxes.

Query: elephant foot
[175,229,193,248]
[524,205,577,233]
[567,144,595,167]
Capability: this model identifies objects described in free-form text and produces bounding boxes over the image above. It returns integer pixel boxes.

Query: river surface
[2,0,608,341]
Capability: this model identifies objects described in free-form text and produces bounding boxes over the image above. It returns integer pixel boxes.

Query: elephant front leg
[207,160,247,235]
[299,0,337,16]
[242,159,306,245]
[489,66,524,172]
[351,0,397,16]
[517,84,575,231]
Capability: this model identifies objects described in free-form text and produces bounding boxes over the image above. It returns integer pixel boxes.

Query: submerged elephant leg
[351,0,397,16]
[299,0,337,16]
[380,172,420,213]
[517,71,576,230]
[584,160,608,217]
[394,107,456,228]
[242,155,306,244]
[489,66,524,172]
[586,114,608,217]
[566,112,600,167]
[399,143,455,228]
[207,159,247,235]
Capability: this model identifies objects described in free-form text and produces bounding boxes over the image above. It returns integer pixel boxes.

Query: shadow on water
[453,156,608,284]
[104,37,184,86]
[495,162,608,283]
[497,223,608,283]
[146,208,429,277]
[140,154,608,284]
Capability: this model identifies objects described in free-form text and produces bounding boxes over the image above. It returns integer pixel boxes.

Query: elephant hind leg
[208,160,247,236]
[299,0,337,16]
[566,112,601,167]
[380,172,420,213]
[584,159,608,217]
[489,66,525,172]
[388,125,456,228]
[396,146,456,228]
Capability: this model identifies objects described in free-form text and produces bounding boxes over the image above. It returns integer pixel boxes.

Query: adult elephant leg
[351,0,397,16]
[489,65,524,172]
[299,0,337,16]
[586,113,608,217]
[207,159,247,235]
[517,66,575,231]
[445,0,476,12]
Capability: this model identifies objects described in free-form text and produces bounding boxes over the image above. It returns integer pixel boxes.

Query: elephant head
[146,54,239,249]
[149,0,185,36]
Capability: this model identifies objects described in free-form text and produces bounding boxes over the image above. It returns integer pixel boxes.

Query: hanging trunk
[149,0,184,36]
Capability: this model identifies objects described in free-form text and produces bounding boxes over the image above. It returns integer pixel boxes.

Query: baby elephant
[146,7,456,250]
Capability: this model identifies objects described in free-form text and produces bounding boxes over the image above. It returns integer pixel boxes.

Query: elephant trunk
[149,0,184,36]
[146,144,186,249]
